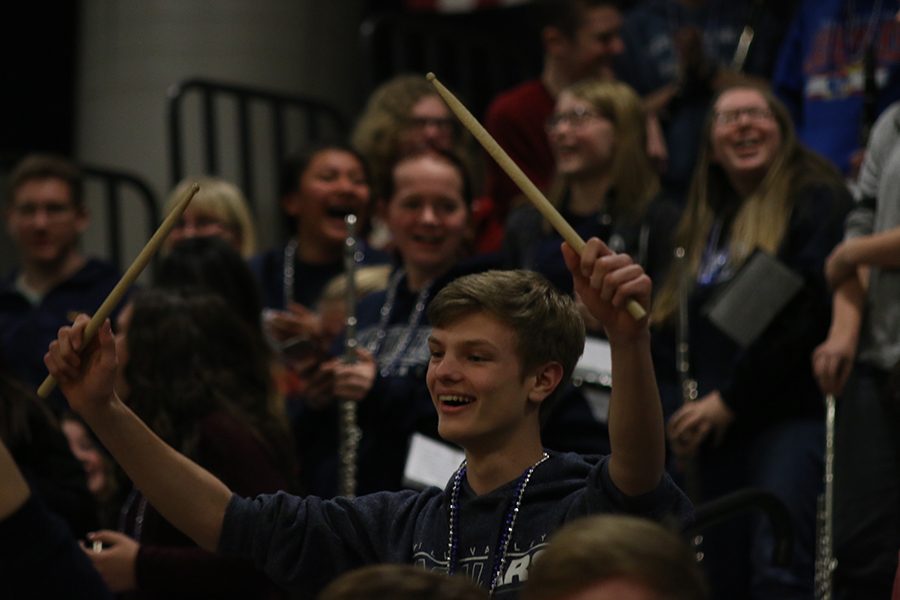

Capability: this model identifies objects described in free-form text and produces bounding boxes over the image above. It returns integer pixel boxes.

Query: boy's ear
[527,361,565,404]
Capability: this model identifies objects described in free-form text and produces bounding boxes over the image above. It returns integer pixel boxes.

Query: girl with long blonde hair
[653,84,851,598]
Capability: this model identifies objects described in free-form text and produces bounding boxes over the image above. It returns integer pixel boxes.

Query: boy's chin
[437,426,459,444]
[436,422,468,447]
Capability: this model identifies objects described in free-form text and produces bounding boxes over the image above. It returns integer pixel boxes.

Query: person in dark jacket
[81,290,294,599]
[0,434,112,600]
[0,154,125,414]
[296,148,480,497]
[504,78,677,292]
[653,84,852,599]
[250,144,389,405]
[0,370,100,539]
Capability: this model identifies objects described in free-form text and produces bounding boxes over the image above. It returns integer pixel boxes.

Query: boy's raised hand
[562,239,651,342]
[44,314,118,416]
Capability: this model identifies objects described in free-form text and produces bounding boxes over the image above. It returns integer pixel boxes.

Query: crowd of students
[2,0,900,598]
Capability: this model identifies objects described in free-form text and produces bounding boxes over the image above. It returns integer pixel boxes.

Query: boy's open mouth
[439,394,474,406]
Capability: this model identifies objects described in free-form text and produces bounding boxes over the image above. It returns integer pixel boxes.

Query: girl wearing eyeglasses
[652,84,853,598]
[503,79,679,457]
[504,79,679,297]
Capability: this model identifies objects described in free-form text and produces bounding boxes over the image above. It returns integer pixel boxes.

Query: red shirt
[479,79,555,252]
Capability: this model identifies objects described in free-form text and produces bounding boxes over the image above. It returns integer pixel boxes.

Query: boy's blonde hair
[428,270,585,413]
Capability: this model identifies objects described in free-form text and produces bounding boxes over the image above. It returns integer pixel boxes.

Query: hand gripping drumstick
[426,73,646,320]
[37,183,201,398]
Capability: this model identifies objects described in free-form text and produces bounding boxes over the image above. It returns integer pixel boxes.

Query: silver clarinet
[338,214,363,498]
[815,393,838,600]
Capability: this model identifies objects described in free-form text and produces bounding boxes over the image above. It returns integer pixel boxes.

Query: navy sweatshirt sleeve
[218,489,435,597]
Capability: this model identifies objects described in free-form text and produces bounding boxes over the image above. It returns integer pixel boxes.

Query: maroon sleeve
[484,80,557,218]
[193,412,290,497]
[134,412,290,597]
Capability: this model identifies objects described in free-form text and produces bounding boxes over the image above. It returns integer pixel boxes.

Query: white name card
[403,433,465,490]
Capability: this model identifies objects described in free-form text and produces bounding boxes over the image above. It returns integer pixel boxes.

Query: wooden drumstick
[426,73,646,320]
[37,183,201,398]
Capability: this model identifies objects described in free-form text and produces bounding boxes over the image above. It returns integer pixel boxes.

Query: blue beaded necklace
[447,452,550,595]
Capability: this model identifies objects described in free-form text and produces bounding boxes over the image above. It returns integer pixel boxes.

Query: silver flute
[814,393,838,600]
[675,247,702,504]
[338,214,363,497]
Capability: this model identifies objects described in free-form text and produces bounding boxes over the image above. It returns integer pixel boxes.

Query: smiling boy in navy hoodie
[45,238,690,598]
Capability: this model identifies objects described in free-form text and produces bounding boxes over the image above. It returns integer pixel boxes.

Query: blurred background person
[814,100,900,599]
[0,432,112,600]
[504,78,677,293]
[652,84,852,598]
[318,564,488,600]
[162,175,258,259]
[251,144,389,402]
[60,412,119,528]
[522,514,708,600]
[155,236,268,344]
[0,369,99,539]
[615,0,794,196]
[152,236,304,452]
[252,144,387,351]
[773,0,900,179]
[296,148,482,497]
[483,0,628,253]
[0,154,125,414]
[352,75,479,202]
[85,290,293,598]
[504,77,678,458]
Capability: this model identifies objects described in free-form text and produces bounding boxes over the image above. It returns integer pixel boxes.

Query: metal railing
[359,8,543,120]
[167,77,349,212]
[81,165,159,272]
[685,488,794,568]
